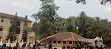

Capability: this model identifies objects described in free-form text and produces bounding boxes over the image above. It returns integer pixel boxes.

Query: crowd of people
[0,41,104,49]
[62,44,103,49]
[85,45,103,49]
[0,41,41,49]
[46,43,52,49]
[62,44,81,49]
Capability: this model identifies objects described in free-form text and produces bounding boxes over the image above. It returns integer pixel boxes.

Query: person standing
[70,45,73,49]
[67,45,70,49]
[27,43,31,49]
[13,46,17,49]
[16,42,20,49]
[3,44,6,49]
[65,44,68,49]
[49,43,52,49]
[74,45,81,49]
[62,44,65,49]
[36,44,40,49]
[8,44,12,49]
[21,45,24,49]
[99,45,103,49]
[24,44,27,49]
[46,43,49,49]
[96,46,99,49]
[21,44,26,49]
[84,45,86,49]
[32,45,35,49]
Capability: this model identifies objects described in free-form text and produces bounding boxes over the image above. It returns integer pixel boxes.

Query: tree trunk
[44,34,47,48]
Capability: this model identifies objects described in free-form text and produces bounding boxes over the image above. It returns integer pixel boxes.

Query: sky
[0,0,111,22]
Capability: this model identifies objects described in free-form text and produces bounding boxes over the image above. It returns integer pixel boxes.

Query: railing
[0,38,36,47]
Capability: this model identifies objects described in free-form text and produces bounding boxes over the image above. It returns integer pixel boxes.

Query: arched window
[10,21,12,24]
[63,41,66,44]
[16,28,20,34]
[1,19,3,22]
[69,41,72,44]
[58,41,61,44]
[95,40,97,44]
[54,41,56,43]
[17,20,20,26]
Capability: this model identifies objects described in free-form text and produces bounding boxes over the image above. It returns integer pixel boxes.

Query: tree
[66,23,74,32]
[32,22,40,40]
[22,15,28,42]
[76,11,88,37]
[32,0,59,22]
[70,0,111,5]
[32,0,59,47]
[6,13,19,42]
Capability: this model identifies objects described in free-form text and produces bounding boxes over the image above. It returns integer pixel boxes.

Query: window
[69,41,72,44]
[17,21,20,26]
[1,19,3,22]
[16,28,20,34]
[63,41,66,44]
[10,21,12,24]
[58,41,61,44]
[0,28,3,31]
[54,41,56,43]
[95,40,97,44]
[75,42,77,44]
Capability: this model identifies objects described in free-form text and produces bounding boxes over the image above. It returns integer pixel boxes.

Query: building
[0,12,35,43]
[40,32,87,47]
[86,37,105,47]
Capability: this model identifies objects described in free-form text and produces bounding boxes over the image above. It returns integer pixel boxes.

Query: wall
[40,41,86,47]
[0,17,35,43]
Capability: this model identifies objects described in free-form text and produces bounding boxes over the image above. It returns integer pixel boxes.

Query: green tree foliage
[32,0,59,37]
[75,11,90,37]
[32,22,40,40]
[87,17,111,46]
[70,0,111,5]
[32,0,59,22]
[6,13,19,42]
[32,7,111,46]
[22,15,28,42]
[32,0,59,47]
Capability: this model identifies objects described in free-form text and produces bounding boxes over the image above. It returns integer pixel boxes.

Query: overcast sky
[0,0,111,22]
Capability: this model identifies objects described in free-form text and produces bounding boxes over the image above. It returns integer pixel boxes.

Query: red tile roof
[0,12,32,22]
[40,32,86,42]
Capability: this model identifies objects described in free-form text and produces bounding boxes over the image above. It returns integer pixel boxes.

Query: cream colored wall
[0,17,35,43]
[40,41,86,47]
[40,41,75,47]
